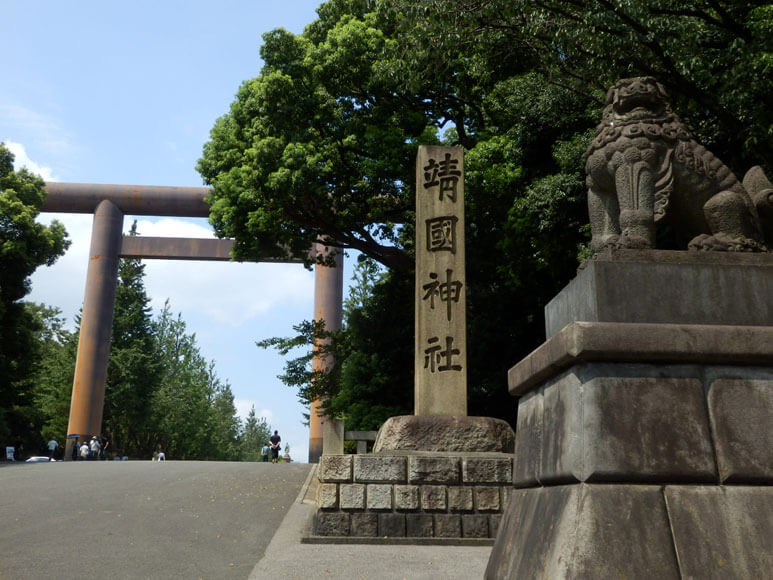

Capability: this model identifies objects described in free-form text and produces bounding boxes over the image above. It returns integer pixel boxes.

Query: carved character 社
[586,77,772,253]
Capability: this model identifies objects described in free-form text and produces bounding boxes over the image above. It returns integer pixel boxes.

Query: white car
[25,456,54,462]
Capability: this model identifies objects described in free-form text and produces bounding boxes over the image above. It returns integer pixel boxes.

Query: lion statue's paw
[688,233,767,252]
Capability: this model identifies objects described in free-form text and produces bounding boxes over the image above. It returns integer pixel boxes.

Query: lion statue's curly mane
[585,77,771,253]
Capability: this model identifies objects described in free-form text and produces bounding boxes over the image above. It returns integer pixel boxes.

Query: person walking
[79,441,89,460]
[46,438,59,460]
[261,443,270,462]
[269,430,281,463]
[89,436,101,460]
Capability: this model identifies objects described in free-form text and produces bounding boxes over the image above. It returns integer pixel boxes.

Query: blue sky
[1,0,336,462]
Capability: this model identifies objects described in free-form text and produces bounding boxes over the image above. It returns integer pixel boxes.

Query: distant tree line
[1,143,271,460]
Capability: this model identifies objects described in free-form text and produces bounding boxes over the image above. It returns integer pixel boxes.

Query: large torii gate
[42,182,341,463]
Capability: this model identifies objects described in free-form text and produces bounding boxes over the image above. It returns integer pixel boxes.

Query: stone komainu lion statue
[586,77,773,253]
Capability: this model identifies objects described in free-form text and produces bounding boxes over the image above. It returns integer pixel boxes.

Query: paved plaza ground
[0,460,491,579]
[0,460,310,579]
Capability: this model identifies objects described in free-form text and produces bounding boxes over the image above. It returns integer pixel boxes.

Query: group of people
[71,435,109,460]
[261,430,282,463]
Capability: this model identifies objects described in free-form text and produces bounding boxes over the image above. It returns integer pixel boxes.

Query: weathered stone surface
[316,483,338,509]
[513,390,541,487]
[420,485,447,511]
[415,145,468,417]
[447,486,473,512]
[339,483,365,510]
[406,514,434,537]
[322,418,345,455]
[489,514,502,537]
[393,485,420,510]
[508,322,773,396]
[462,457,513,484]
[374,415,515,453]
[378,513,406,537]
[665,485,773,578]
[475,487,501,512]
[538,370,717,484]
[539,370,582,484]
[545,252,773,338]
[708,377,773,483]
[314,512,350,537]
[317,455,352,483]
[350,512,378,537]
[354,455,406,483]
[486,484,680,579]
[366,484,392,510]
[500,487,512,511]
[408,456,460,484]
[462,514,489,538]
[434,514,462,538]
[585,77,770,256]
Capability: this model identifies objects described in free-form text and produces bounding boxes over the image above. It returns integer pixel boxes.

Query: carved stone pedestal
[486,251,773,578]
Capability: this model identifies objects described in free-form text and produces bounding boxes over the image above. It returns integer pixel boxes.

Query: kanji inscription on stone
[415,146,467,416]
[426,216,458,254]
[422,269,463,322]
[423,152,462,202]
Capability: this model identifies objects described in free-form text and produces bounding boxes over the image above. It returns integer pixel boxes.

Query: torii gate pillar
[64,200,124,461]
[45,183,344,463]
[308,243,344,463]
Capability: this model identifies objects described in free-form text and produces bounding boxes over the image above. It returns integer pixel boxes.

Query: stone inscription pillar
[414,146,467,416]
[308,243,344,463]
[64,200,124,460]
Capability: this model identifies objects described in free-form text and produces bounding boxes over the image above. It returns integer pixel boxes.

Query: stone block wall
[313,453,513,539]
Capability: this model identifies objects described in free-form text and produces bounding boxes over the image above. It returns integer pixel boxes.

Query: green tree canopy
[0,142,70,443]
[102,223,161,456]
[393,0,773,172]
[203,0,773,428]
[239,405,272,462]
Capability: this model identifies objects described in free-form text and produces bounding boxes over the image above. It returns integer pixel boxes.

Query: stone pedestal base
[374,415,514,453]
[486,484,773,579]
[488,251,773,578]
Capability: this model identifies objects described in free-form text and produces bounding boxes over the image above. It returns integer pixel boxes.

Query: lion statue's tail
[744,166,773,246]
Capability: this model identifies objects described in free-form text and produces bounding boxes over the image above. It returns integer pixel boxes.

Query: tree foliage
[393,0,773,172]
[32,304,78,442]
[102,223,162,455]
[239,405,272,462]
[22,233,252,460]
[0,142,70,444]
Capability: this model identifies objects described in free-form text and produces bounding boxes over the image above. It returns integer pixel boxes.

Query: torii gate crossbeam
[42,182,341,463]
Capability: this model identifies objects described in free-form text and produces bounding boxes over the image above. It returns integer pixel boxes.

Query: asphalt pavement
[0,460,491,579]
[0,460,310,580]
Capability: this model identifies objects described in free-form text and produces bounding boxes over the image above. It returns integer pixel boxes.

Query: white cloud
[5,140,59,181]
[233,398,274,425]
[130,217,216,239]
[30,213,315,332]
[30,213,93,325]
[142,259,313,326]
[127,217,314,327]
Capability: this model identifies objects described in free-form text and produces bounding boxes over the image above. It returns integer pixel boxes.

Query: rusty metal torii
[42,182,341,463]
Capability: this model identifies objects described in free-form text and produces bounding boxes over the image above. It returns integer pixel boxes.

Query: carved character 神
[585,77,772,253]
